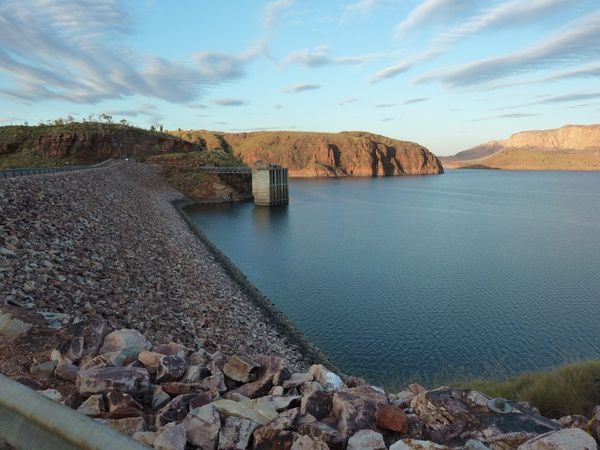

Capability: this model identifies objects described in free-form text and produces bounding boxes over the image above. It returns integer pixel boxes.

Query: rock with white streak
[347,429,386,450]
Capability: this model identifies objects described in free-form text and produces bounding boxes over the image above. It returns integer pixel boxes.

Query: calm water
[185,170,600,385]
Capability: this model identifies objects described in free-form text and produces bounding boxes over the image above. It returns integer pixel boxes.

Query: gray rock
[517,428,598,450]
[283,372,313,389]
[347,429,386,450]
[38,388,63,402]
[291,434,329,450]
[390,439,450,450]
[183,403,221,450]
[151,385,171,409]
[99,329,150,355]
[132,431,156,447]
[181,364,210,383]
[55,362,79,381]
[218,416,259,450]
[156,355,187,382]
[309,365,343,392]
[76,366,150,396]
[30,360,57,378]
[77,394,104,416]
[154,422,186,450]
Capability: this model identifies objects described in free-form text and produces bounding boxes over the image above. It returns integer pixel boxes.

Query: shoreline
[172,197,340,374]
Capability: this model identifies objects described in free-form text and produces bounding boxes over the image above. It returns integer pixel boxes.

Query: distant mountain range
[441,124,600,171]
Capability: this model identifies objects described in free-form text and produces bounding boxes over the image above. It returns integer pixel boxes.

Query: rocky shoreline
[2,162,600,449]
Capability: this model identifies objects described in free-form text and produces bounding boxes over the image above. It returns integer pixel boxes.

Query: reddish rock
[376,405,408,433]
[223,355,259,383]
[332,386,388,439]
[230,355,289,399]
[106,390,143,413]
[253,428,295,450]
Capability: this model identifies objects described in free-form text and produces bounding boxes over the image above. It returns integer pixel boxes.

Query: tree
[120,119,128,126]
[159,125,163,132]
[150,125,156,132]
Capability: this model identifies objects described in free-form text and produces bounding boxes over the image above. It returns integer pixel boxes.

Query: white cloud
[283,83,321,93]
[403,97,428,104]
[263,0,294,28]
[281,45,386,68]
[211,98,249,106]
[338,97,358,106]
[415,11,600,86]
[395,0,478,39]
[0,0,264,104]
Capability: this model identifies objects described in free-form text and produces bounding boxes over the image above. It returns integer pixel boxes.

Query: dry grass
[458,360,600,418]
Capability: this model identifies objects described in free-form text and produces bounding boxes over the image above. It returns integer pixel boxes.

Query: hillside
[0,123,200,169]
[441,124,600,170]
[169,130,444,177]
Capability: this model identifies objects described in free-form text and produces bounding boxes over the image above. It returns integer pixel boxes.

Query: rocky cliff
[170,130,444,177]
[441,124,600,170]
[0,123,199,167]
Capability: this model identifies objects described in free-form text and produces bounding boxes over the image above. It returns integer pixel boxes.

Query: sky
[0,0,598,155]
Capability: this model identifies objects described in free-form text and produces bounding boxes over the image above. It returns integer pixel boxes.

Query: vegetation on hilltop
[169,129,443,177]
[0,119,197,169]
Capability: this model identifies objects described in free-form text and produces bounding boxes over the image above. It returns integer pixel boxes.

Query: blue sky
[0,0,598,155]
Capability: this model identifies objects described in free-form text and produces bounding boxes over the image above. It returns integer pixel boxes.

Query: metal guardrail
[0,159,114,179]
[0,373,147,450]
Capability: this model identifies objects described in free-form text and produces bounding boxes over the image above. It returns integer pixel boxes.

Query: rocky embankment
[2,162,600,449]
[2,307,599,450]
[169,130,444,177]
[442,124,600,170]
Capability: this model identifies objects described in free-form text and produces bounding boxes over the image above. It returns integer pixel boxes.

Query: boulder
[390,390,416,409]
[212,398,279,425]
[347,429,386,450]
[390,439,450,450]
[68,314,107,356]
[291,434,329,450]
[55,362,79,382]
[301,391,333,420]
[77,394,104,416]
[558,415,588,430]
[230,356,289,399]
[517,428,598,450]
[464,440,491,450]
[283,373,314,389]
[97,416,146,436]
[99,329,150,355]
[190,349,211,365]
[218,416,259,450]
[38,389,63,402]
[223,355,259,383]
[199,372,227,393]
[106,391,142,413]
[309,365,343,392]
[30,360,57,378]
[300,382,324,396]
[182,365,210,383]
[182,404,221,450]
[132,431,156,447]
[261,395,302,412]
[267,407,301,431]
[153,342,190,359]
[137,351,163,373]
[152,385,172,409]
[297,421,345,450]
[155,392,212,428]
[253,428,295,450]
[156,355,187,382]
[154,422,187,450]
[76,367,150,397]
[331,386,388,439]
[207,351,227,374]
[376,405,408,433]
[411,388,560,446]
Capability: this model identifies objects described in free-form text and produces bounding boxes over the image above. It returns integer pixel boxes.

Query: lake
[184,170,600,386]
